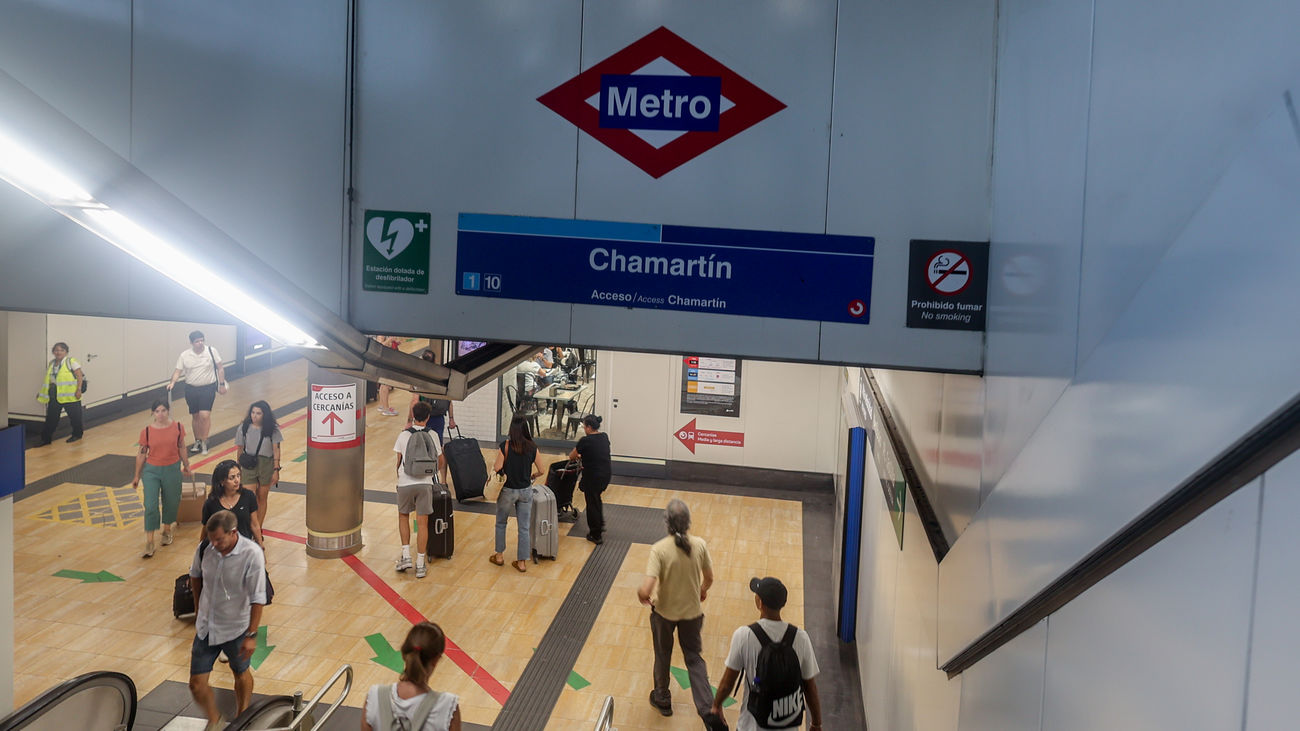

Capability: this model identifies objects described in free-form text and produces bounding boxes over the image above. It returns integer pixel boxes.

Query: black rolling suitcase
[173,573,196,618]
[425,486,455,559]
[546,459,582,522]
[443,426,488,502]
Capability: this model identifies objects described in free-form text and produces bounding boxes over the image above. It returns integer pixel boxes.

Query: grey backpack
[403,428,439,478]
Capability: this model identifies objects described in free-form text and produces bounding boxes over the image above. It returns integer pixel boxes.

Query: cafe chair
[505,384,542,436]
[565,391,596,439]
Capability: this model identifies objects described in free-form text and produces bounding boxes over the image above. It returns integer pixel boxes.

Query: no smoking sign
[906,240,988,331]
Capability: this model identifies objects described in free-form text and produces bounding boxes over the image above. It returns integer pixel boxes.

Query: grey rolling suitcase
[530,483,559,563]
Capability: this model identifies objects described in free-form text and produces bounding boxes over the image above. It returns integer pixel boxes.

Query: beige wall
[7,314,236,418]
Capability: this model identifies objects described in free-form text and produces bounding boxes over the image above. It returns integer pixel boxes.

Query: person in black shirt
[569,414,612,545]
[491,416,545,572]
[199,460,264,547]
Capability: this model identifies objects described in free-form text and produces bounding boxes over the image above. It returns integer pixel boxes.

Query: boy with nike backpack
[711,577,824,731]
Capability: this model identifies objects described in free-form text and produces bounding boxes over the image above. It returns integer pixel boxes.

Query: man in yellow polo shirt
[637,499,721,727]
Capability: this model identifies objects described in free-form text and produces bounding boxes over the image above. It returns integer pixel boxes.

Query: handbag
[238,427,266,471]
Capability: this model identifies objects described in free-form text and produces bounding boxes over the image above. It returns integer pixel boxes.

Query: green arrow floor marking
[250,626,275,670]
[52,569,124,583]
[670,666,734,707]
[292,453,307,463]
[367,633,404,672]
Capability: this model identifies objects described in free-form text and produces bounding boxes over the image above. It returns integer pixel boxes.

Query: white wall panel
[941,100,1300,662]
[855,450,898,731]
[351,0,581,342]
[822,0,993,370]
[6,312,46,418]
[1074,0,1300,363]
[1040,484,1259,731]
[957,621,1045,731]
[47,315,124,407]
[1243,451,1300,730]
[982,0,1092,493]
[131,0,348,315]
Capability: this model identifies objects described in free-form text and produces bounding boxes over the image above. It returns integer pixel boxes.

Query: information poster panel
[680,356,741,417]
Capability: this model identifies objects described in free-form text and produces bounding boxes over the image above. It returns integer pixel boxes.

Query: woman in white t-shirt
[361,621,461,731]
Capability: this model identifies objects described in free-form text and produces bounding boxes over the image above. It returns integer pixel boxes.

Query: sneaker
[65,434,82,443]
[380,408,399,416]
[142,540,155,559]
[415,562,427,579]
[200,440,209,455]
[160,529,174,546]
[649,691,673,716]
[188,441,202,454]
[395,555,413,572]
[586,534,603,545]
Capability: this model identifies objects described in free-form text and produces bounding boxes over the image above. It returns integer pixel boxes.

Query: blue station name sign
[456,214,875,324]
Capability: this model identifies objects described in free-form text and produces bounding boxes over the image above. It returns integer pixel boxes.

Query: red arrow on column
[322,411,343,436]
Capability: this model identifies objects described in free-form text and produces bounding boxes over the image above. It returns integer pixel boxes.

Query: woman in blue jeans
[490,416,545,572]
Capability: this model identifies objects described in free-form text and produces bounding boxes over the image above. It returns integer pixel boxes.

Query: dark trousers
[41,399,83,442]
[650,610,713,718]
[581,476,609,539]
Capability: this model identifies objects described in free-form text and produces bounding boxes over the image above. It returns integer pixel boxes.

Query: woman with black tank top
[490,416,546,572]
[569,414,612,545]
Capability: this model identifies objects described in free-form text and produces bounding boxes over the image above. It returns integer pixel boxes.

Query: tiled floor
[10,358,864,730]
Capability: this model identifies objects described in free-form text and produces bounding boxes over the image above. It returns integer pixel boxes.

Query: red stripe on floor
[263,528,511,707]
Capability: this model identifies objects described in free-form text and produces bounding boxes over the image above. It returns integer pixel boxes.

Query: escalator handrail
[0,671,136,731]
[284,664,352,731]
[592,695,614,731]
[223,695,297,730]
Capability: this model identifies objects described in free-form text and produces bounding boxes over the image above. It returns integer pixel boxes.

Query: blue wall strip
[838,426,867,643]
[458,213,661,243]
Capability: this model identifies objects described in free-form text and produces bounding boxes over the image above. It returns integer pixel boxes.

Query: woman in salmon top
[132,399,192,557]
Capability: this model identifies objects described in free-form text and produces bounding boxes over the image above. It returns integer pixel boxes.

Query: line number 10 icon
[483,273,502,292]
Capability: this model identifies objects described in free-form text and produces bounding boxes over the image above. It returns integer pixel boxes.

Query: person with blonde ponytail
[636,499,718,725]
[361,621,461,731]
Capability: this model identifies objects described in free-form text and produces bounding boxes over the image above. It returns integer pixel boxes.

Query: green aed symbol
[362,210,430,294]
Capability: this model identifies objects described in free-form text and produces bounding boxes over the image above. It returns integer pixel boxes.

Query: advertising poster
[680,356,741,417]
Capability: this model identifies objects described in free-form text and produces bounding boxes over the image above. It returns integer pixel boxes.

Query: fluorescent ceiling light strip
[0,129,96,205]
[79,209,320,347]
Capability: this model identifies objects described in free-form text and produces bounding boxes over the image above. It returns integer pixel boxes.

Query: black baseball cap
[749,576,788,609]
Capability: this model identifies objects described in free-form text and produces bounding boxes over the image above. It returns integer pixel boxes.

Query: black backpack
[745,623,804,728]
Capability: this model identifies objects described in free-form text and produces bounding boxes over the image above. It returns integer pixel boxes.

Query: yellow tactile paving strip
[28,484,145,529]
[12,358,807,731]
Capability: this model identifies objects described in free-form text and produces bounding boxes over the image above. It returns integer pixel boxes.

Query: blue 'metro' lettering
[599,74,721,132]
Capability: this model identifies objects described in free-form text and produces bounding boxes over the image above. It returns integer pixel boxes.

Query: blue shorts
[191,633,251,675]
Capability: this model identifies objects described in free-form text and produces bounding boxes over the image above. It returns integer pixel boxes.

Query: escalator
[0,665,350,731]
[0,671,136,731]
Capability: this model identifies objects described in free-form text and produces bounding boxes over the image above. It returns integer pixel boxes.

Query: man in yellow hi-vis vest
[37,341,85,445]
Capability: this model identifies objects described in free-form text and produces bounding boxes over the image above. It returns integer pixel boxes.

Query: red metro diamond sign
[538,27,786,178]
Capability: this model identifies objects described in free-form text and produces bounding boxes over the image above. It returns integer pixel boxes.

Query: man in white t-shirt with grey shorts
[393,401,444,580]
[712,577,823,731]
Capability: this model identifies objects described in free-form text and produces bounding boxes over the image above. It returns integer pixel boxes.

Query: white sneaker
[200,440,209,455]
[395,555,413,572]
[188,442,202,454]
[415,562,427,579]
